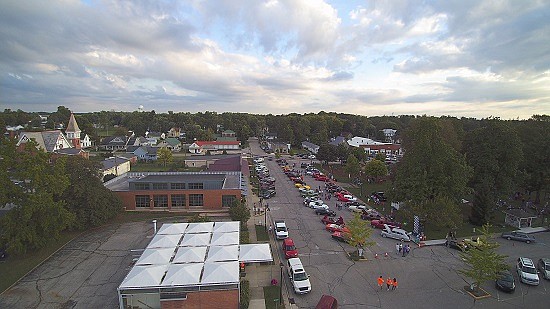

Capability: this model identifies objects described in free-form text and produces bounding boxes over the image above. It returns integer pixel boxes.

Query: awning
[239,244,273,263]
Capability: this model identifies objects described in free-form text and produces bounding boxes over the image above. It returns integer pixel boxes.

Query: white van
[287,258,311,294]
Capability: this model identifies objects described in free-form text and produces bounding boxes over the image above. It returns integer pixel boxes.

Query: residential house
[268,141,290,154]
[347,136,385,147]
[329,136,348,147]
[216,129,238,142]
[99,136,131,151]
[127,146,159,161]
[80,134,93,148]
[301,141,320,154]
[381,129,397,143]
[167,127,182,138]
[156,138,181,152]
[101,156,131,178]
[145,131,165,145]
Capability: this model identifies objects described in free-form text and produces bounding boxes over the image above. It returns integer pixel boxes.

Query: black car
[315,208,336,216]
[495,270,515,293]
[260,190,276,199]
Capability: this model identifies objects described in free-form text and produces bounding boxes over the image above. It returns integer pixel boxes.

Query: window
[188,194,204,207]
[171,183,186,190]
[171,194,186,207]
[188,183,204,189]
[153,195,168,207]
[152,183,168,190]
[222,195,237,207]
[135,183,150,190]
[135,195,150,208]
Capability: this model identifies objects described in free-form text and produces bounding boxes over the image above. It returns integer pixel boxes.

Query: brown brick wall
[160,289,239,309]
[116,189,241,211]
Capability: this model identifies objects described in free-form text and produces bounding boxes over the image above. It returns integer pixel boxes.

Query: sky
[1,0,549,119]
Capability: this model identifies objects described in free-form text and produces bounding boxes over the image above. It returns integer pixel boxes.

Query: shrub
[240,279,250,309]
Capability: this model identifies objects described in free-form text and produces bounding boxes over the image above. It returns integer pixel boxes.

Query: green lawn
[255,224,270,242]
[0,230,82,293]
[264,285,284,309]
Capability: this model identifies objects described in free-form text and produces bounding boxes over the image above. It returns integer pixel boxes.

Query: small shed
[503,209,538,228]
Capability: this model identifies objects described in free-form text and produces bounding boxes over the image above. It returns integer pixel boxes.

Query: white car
[343,195,357,202]
[309,200,327,209]
[311,203,329,210]
[517,257,539,285]
[348,205,366,213]
[287,258,311,294]
[381,224,411,241]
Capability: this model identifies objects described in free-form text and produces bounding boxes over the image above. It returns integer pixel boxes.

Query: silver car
[501,231,535,244]
[538,258,550,280]
[516,257,539,285]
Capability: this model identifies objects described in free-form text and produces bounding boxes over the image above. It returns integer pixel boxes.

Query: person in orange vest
[240,262,245,272]
[386,277,393,291]
[392,278,398,290]
[377,276,384,290]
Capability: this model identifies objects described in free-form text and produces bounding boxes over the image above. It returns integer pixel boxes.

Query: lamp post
[264,204,270,232]
[279,262,284,306]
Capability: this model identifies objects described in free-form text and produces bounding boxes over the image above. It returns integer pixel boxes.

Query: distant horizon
[1,1,548,119]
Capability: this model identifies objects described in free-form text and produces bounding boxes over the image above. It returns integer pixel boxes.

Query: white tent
[147,234,182,249]
[210,232,239,246]
[201,261,239,284]
[136,248,175,265]
[213,221,240,233]
[119,265,168,289]
[180,233,212,247]
[239,244,273,263]
[206,245,239,262]
[186,222,214,233]
[172,247,207,263]
[157,223,188,235]
[161,263,203,286]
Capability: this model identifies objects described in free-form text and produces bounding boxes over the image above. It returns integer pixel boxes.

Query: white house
[80,134,93,148]
[188,141,241,154]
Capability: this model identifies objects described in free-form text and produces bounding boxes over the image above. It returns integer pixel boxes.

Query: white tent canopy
[157,223,189,235]
[201,261,239,284]
[180,233,212,247]
[239,244,273,263]
[186,222,214,234]
[172,247,207,263]
[211,232,239,246]
[213,221,240,233]
[136,248,175,265]
[119,265,168,289]
[161,263,203,286]
[147,234,182,249]
[206,245,239,262]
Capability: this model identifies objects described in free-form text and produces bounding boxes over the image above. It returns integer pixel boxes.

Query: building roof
[66,113,81,133]
[208,156,242,172]
[18,130,71,153]
[118,222,272,292]
[195,140,241,146]
[101,156,130,171]
[302,141,320,149]
[329,136,347,146]
[164,137,181,147]
[347,136,387,147]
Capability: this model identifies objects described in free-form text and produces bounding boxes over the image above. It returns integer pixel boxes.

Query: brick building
[105,172,243,212]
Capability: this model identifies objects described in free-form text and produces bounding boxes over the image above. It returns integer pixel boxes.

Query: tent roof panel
[239,244,273,263]
[211,232,240,246]
[180,233,212,247]
[173,247,207,263]
[186,222,214,233]
[161,263,204,286]
[136,248,175,265]
[147,234,182,249]
[157,223,189,235]
[201,261,239,285]
[119,265,168,289]
[206,245,239,262]
[213,221,240,233]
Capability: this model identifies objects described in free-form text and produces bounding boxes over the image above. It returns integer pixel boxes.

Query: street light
[264,204,270,232]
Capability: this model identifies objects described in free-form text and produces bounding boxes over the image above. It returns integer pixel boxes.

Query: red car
[282,238,298,259]
[370,219,401,229]
[325,224,350,234]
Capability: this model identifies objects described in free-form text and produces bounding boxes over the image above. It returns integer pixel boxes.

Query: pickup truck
[274,220,289,240]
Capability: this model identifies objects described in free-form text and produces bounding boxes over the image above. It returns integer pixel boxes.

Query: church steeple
[65,113,81,149]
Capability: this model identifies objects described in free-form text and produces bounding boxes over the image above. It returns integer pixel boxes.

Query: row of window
[134,182,204,191]
[135,194,236,208]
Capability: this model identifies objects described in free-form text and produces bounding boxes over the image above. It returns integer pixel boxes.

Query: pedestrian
[406,245,410,256]
[386,277,393,291]
[392,278,398,290]
[402,244,406,257]
[395,243,400,255]
[399,243,403,254]
[377,276,384,290]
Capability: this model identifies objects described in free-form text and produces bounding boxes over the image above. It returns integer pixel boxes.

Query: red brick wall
[160,289,239,309]
[116,189,241,211]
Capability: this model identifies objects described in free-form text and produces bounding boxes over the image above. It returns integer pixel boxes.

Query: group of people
[395,242,410,257]
[377,276,398,291]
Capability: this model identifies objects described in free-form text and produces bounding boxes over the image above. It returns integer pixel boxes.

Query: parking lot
[0,222,153,309]
[251,140,550,309]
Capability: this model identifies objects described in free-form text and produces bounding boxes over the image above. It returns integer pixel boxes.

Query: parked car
[361,209,382,221]
[501,231,535,244]
[325,224,350,234]
[311,203,329,210]
[463,237,484,249]
[315,208,336,216]
[282,238,299,259]
[538,258,550,280]
[331,231,351,243]
[371,219,401,229]
[380,225,410,241]
[260,190,276,199]
[287,258,312,294]
[495,270,516,293]
[516,257,539,285]
[371,191,387,202]
[348,205,367,213]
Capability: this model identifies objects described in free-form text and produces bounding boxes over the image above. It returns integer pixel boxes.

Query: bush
[240,231,250,244]
[240,279,250,309]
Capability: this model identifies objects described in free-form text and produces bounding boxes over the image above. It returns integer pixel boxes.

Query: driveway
[249,139,550,309]
[0,222,153,309]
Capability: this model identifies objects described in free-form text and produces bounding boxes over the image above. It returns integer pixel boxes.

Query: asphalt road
[248,139,550,309]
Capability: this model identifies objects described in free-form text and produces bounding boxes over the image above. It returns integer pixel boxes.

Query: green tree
[335,143,349,163]
[375,152,386,162]
[459,224,508,292]
[464,120,522,225]
[392,117,471,230]
[344,154,360,180]
[0,140,75,254]
[350,146,367,162]
[316,144,337,164]
[346,213,375,257]
[157,147,174,167]
[229,200,251,229]
[61,156,122,229]
[364,159,388,182]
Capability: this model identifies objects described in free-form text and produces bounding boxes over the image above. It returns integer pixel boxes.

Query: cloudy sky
[1,0,548,118]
